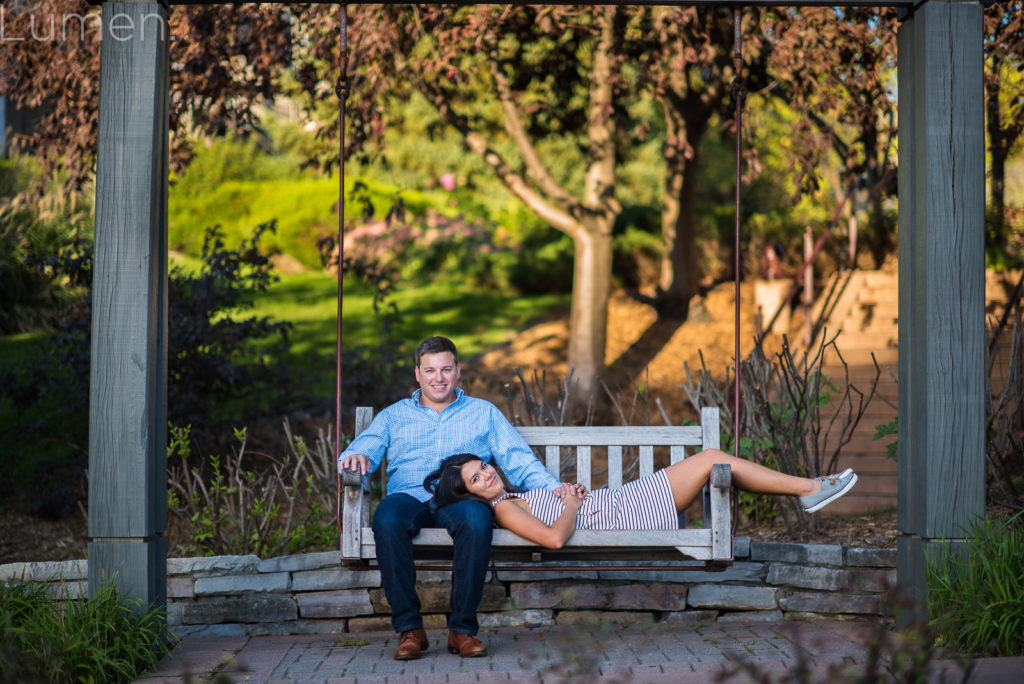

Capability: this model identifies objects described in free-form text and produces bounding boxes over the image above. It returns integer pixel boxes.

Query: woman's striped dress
[489,469,679,530]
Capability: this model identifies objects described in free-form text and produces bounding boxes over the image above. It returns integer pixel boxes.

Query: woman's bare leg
[661,449,819,512]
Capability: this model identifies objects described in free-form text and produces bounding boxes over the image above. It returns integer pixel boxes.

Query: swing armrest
[341,470,368,489]
[709,463,732,561]
[341,470,372,558]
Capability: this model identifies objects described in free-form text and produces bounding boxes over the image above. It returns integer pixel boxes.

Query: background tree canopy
[0,2,1021,457]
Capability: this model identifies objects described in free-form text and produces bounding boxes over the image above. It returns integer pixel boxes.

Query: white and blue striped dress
[489,469,679,530]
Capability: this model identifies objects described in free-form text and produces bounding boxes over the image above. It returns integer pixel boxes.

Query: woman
[423,450,857,549]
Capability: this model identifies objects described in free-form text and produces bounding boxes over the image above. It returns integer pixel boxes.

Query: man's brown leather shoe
[447,631,487,657]
[393,628,428,660]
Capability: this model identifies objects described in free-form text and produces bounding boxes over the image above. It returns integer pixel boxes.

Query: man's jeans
[371,493,493,635]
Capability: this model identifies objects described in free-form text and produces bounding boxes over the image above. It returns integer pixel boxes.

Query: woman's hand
[567,482,587,500]
[553,482,587,500]
[558,482,586,506]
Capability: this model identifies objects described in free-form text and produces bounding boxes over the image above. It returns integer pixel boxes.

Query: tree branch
[488,54,580,215]
[583,6,621,217]
[771,84,852,161]
[404,66,582,237]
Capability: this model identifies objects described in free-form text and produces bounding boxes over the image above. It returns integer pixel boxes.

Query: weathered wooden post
[87,0,170,610]
[896,0,986,618]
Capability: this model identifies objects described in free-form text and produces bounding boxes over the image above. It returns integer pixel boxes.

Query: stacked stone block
[0,539,897,638]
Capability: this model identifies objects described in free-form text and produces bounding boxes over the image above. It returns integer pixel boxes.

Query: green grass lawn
[0,268,568,504]
[252,270,568,397]
[0,267,568,414]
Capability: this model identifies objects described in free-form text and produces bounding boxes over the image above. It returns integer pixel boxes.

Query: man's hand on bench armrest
[339,453,370,475]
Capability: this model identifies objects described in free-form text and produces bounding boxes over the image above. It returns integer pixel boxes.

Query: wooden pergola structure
[85,0,987,618]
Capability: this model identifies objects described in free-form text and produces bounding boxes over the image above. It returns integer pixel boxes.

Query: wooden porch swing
[334,6,750,571]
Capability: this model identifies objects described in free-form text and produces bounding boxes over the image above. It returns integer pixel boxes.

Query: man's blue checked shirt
[339,388,560,501]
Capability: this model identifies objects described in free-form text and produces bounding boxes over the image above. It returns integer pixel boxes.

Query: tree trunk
[987,64,1006,234]
[566,7,618,396]
[567,219,614,396]
[403,7,621,398]
[657,109,707,320]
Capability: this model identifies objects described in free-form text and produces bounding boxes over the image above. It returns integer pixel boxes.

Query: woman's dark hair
[424,454,485,508]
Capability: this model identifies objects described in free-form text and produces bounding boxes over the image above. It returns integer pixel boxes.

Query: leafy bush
[168,223,294,428]
[927,512,1024,657]
[0,159,91,335]
[0,204,64,334]
[867,308,1024,512]
[172,137,296,199]
[0,576,169,683]
[0,234,94,518]
[872,418,898,460]
[166,420,338,557]
[986,307,1024,512]
[0,224,297,518]
[170,176,339,267]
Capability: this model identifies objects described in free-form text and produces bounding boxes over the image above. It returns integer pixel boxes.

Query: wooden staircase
[813,270,899,514]
[789,269,1021,514]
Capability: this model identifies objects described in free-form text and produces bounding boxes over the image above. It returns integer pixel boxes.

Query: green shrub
[167,223,295,428]
[0,576,170,683]
[0,224,297,517]
[172,137,296,198]
[0,159,91,335]
[169,171,457,270]
[927,512,1024,657]
[166,421,338,557]
[681,332,882,536]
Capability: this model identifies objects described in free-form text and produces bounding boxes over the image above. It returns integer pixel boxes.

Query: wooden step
[836,473,898,495]
[825,331,899,351]
[821,403,898,420]
[841,316,899,333]
[861,271,899,289]
[825,365,899,380]
[830,435,897,451]
[855,292,898,307]
[827,349,898,365]
[842,321,899,336]
[819,377,899,399]
[835,454,898,471]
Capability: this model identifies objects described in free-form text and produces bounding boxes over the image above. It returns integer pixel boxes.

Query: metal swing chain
[335,4,349,548]
[731,7,746,462]
[730,6,746,540]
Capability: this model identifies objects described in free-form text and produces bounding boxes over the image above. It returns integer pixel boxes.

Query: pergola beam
[896,0,985,617]
[88,0,169,608]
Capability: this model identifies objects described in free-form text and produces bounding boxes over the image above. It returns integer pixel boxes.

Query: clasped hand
[553,482,587,504]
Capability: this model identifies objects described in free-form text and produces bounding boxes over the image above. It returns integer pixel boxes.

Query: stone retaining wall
[0,538,896,638]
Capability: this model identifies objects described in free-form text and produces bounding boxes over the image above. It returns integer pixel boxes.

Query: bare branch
[403,67,582,237]
[488,55,579,214]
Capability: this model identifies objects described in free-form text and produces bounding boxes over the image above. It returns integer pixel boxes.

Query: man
[338,336,561,660]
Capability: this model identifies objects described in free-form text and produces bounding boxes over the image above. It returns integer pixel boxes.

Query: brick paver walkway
[135,620,1015,683]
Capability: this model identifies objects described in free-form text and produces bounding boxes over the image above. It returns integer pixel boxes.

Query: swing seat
[340,406,733,567]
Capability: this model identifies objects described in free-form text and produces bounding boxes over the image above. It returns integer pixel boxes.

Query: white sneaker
[800,471,858,513]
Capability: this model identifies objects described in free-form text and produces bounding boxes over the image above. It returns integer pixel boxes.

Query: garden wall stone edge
[1,538,898,638]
